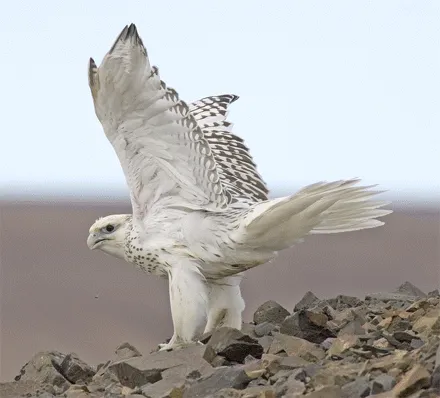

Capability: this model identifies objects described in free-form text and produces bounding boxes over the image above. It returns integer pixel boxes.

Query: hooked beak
[87,233,107,250]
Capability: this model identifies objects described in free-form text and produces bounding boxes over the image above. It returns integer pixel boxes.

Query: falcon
[86,24,392,350]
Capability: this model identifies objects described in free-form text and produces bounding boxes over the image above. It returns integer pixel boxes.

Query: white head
[87,214,131,259]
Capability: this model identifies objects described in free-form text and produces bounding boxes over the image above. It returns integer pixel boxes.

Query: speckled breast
[124,229,168,277]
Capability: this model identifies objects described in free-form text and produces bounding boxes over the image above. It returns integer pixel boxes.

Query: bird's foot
[158,340,203,352]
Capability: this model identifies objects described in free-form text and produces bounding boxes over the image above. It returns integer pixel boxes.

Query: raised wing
[189,95,269,203]
[88,24,231,219]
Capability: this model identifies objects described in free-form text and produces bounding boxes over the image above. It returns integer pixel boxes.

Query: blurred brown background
[1,198,439,381]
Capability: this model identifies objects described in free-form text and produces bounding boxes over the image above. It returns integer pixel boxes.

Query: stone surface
[340,377,370,398]
[3,282,440,398]
[182,366,251,398]
[396,281,427,298]
[294,291,320,312]
[12,351,71,395]
[60,353,95,384]
[254,322,277,338]
[114,342,142,361]
[103,344,212,390]
[392,364,431,397]
[269,333,325,362]
[253,300,290,325]
[280,309,335,344]
[204,327,263,363]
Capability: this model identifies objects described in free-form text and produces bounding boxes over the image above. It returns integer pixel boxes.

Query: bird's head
[87,214,131,259]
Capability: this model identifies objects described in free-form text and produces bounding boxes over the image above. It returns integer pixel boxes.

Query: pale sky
[1,1,439,202]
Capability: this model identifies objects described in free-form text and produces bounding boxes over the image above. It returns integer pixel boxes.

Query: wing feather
[189,95,269,203]
[88,24,230,220]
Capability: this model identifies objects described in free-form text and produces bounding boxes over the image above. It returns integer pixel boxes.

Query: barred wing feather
[189,95,269,203]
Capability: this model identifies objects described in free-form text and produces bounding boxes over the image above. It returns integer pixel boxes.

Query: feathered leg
[159,261,208,351]
[204,275,245,334]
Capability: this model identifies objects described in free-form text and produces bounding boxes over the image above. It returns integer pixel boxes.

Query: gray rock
[107,345,212,389]
[264,354,311,375]
[182,366,251,398]
[60,353,95,384]
[328,295,363,311]
[258,335,273,353]
[431,365,440,390]
[280,309,335,344]
[393,330,419,342]
[321,337,336,350]
[204,327,263,363]
[365,292,417,302]
[140,374,185,398]
[341,377,370,398]
[253,300,290,325]
[435,341,440,368]
[0,380,44,398]
[370,373,396,394]
[410,339,425,349]
[294,291,320,312]
[114,342,142,361]
[12,351,71,395]
[395,281,427,298]
[275,371,306,396]
[269,333,325,362]
[254,321,277,337]
[337,317,365,336]
[428,289,440,298]
[303,385,342,397]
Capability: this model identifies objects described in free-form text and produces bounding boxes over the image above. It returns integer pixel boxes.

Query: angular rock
[204,327,263,363]
[395,282,427,298]
[269,333,325,362]
[393,330,419,343]
[0,380,45,398]
[294,291,320,312]
[337,317,365,336]
[239,386,276,398]
[321,337,336,351]
[140,375,185,398]
[261,353,310,376]
[341,377,370,398]
[254,322,277,337]
[60,353,95,384]
[253,300,290,325]
[107,345,212,389]
[365,292,418,303]
[328,295,363,311]
[182,366,251,398]
[275,371,306,396]
[412,308,440,335]
[304,385,342,397]
[327,335,359,358]
[280,309,335,344]
[13,351,71,395]
[114,342,142,361]
[410,339,425,350]
[392,364,430,397]
[258,335,273,353]
[370,373,396,394]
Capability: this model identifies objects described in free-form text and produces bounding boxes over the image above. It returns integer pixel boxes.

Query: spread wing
[88,24,231,220]
[189,95,269,203]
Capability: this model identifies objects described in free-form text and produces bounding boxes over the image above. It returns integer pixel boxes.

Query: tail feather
[241,178,392,250]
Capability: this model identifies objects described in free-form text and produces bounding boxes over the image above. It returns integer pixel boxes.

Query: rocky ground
[2,282,440,398]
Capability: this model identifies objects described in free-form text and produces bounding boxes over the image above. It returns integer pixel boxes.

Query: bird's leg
[159,262,208,351]
[204,275,245,334]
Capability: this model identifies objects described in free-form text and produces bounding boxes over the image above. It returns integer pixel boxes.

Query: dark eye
[105,224,114,232]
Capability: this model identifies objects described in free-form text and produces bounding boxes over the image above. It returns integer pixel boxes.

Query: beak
[87,234,97,250]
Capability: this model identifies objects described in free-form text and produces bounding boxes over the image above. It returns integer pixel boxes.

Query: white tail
[241,178,392,251]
